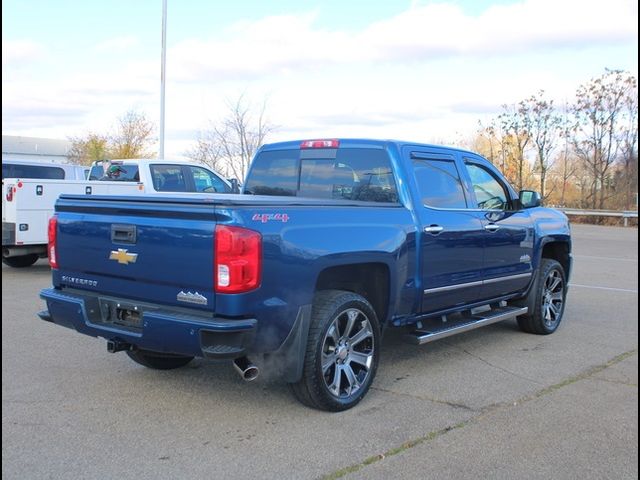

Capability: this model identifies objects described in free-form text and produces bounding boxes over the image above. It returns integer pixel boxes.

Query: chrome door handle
[424,225,444,234]
[484,223,500,232]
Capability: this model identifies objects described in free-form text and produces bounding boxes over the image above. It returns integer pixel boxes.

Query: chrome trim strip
[423,272,532,294]
[424,280,483,294]
[483,272,532,284]
[422,204,514,213]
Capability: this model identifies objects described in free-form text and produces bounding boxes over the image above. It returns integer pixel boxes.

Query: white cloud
[168,13,356,81]
[168,0,638,81]
[94,35,140,52]
[2,40,46,66]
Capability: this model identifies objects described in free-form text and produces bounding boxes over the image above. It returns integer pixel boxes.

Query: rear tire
[126,349,194,370]
[2,254,39,268]
[289,290,381,412]
[517,258,567,335]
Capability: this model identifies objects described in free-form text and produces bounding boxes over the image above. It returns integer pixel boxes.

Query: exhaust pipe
[233,356,259,381]
[107,339,132,353]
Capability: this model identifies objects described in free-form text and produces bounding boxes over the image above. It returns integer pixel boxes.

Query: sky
[2,0,638,160]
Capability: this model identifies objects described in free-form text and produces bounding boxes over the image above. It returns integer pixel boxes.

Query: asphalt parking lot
[2,224,637,479]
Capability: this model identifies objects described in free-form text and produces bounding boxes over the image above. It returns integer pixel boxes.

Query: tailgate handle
[111,224,137,244]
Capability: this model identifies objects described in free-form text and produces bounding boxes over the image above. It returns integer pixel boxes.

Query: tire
[517,259,567,335]
[2,254,39,268]
[126,349,194,370]
[289,290,381,412]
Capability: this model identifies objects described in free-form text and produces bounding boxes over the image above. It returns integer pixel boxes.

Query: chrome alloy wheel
[542,268,564,328]
[321,308,375,399]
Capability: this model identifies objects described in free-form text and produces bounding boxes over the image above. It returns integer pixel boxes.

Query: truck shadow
[110,319,526,412]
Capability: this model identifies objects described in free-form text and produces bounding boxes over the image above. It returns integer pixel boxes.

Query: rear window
[89,163,139,181]
[245,148,398,203]
[2,164,65,180]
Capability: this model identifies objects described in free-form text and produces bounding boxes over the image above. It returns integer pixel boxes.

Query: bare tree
[571,70,634,209]
[187,95,275,182]
[476,120,508,172]
[499,103,532,192]
[109,110,155,159]
[185,132,225,173]
[520,91,562,201]
[556,104,579,207]
[619,76,638,210]
[67,133,109,165]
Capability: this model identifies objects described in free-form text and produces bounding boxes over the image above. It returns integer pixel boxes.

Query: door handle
[111,224,137,244]
[424,225,444,235]
[484,223,500,232]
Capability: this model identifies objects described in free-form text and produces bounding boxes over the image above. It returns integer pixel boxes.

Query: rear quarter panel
[214,203,417,351]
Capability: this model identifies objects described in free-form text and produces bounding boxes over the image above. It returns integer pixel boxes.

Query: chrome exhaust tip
[233,356,259,381]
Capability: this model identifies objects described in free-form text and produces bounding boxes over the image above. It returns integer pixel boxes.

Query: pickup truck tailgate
[53,195,217,311]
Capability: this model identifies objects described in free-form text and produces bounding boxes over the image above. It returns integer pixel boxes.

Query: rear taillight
[48,215,58,269]
[5,185,15,202]
[214,225,262,293]
[300,139,340,149]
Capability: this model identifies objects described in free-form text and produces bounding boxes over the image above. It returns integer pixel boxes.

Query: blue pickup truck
[39,139,571,411]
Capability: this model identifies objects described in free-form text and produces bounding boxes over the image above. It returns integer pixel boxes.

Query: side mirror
[519,190,541,209]
[229,178,240,194]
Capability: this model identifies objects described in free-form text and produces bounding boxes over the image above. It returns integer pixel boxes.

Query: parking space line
[569,283,638,293]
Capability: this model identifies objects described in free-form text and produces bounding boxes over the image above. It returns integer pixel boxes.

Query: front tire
[2,254,39,268]
[517,258,567,335]
[290,290,381,412]
[126,349,194,370]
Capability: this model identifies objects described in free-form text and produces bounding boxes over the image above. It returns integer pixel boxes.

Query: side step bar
[405,306,528,345]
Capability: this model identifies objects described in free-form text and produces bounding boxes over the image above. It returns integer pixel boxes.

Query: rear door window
[151,165,188,192]
[412,158,467,209]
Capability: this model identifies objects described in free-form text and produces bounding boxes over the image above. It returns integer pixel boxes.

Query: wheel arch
[540,239,571,280]
[315,262,392,326]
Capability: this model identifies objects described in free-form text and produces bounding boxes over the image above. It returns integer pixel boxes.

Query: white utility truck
[2,159,235,267]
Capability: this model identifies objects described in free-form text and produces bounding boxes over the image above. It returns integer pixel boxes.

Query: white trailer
[2,178,145,267]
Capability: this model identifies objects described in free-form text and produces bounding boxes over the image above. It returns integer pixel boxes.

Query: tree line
[68,110,156,165]
[469,69,637,210]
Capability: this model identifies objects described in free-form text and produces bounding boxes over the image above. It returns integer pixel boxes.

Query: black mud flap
[263,305,312,383]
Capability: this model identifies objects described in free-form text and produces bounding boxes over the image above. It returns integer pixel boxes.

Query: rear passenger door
[409,150,486,314]
[461,156,535,298]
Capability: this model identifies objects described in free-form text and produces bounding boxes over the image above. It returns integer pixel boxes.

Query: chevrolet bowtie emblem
[109,248,138,265]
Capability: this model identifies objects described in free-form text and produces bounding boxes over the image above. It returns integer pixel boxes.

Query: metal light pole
[159,0,167,159]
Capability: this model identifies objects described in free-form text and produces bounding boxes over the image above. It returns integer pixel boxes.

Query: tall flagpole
[159,0,167,159]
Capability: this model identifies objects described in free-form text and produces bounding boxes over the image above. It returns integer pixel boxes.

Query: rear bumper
[39,288,256,359]
[2,222,16,246]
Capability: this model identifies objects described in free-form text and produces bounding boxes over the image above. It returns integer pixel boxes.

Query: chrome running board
[405,306,528,345]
